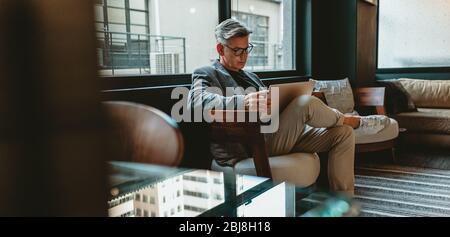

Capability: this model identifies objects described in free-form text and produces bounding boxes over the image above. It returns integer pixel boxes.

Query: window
[135,208,142,216]
[142,194,148,203]
[120,210,134,217]
[378,0,450,69]
[183,190,209,199]
[150,196,155,204]
[143,210,149,217]
[233,12,269,67]
[213,178,223,184]
[232,0,295,71]
[96,0,151,76]
[184,205,207,213]
[95,0,219,76]
[214,193,223,200]
[134,193,141,201]
[183,175,208,183]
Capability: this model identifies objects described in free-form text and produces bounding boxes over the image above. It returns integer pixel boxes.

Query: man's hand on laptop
[244,90,271,114]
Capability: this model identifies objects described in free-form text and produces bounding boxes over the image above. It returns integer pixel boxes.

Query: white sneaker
[354,115,389,135]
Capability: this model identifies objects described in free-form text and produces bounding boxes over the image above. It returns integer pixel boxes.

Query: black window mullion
[297,0,311,76]
[146,0,151,74]
[125,0,132,67]
[219,0,231,23]
[102,0,109,31]
[102,0,110,70]
[145,0,150,35]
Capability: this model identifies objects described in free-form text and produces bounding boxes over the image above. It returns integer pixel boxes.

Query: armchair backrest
[104,101,184,167]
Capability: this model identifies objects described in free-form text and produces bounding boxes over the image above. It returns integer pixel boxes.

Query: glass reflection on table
[107,162,280,217]
[109,169,226,217]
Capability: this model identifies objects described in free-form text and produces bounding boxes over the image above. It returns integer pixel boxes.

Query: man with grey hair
[188,18,371,195]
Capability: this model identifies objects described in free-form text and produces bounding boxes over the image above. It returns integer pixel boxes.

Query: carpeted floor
[299,164,450,217]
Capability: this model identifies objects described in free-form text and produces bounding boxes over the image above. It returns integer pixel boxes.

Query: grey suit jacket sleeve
[188,67,245,111]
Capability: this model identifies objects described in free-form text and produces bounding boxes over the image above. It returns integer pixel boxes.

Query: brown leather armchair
[103,101,184,167]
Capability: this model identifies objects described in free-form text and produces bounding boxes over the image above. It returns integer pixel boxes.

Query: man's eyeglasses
[223,43,254,56]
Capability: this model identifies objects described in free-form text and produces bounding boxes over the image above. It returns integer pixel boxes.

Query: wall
[311,0,378,87]
[311,0,357,83]
[356,0,378,87]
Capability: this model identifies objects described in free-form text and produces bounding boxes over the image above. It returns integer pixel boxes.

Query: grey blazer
[188,60,266,166]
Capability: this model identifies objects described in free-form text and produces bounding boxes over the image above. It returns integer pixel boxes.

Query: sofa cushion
[377,79,417,115]
[395,108,450,134]
[211,153,320,188]
[398,79,450,109]
[310,78,355,113]
[354,118,399,144]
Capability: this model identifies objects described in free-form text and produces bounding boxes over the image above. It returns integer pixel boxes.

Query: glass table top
[108,161,358,217]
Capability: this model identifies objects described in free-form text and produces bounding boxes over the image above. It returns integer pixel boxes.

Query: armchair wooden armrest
[209,110,272,178]
[354,87,386,115]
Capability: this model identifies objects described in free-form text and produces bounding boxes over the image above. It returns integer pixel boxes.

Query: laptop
[269,81,315,113]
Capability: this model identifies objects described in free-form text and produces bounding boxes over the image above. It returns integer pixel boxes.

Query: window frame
[102,0,310,90]
[376,0,450,74]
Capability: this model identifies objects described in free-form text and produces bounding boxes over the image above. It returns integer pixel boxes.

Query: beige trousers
[266,95,355,194]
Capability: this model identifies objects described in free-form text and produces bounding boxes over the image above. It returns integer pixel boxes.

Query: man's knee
[332,125,355,144]
[333,125,355,143]
[292,95,322,108]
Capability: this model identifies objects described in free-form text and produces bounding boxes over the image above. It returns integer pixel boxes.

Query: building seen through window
[95,0,294,76]
[232,0,294,71]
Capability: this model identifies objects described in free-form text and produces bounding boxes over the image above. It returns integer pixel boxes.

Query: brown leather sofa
[382,79,450,149]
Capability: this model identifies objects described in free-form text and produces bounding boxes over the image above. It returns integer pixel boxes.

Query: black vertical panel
[344,0,358,85]
[312,0,357,83]
[219,0,231,23]
[312,0,339,79]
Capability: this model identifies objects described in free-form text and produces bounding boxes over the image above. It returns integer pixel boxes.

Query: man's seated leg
[292,126,355,195]
[267,95,347,156]
[266,95,355,195]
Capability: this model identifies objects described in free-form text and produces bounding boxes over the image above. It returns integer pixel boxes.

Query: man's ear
[216,43,224,56]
